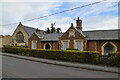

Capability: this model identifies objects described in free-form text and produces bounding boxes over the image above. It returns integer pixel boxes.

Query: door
[45,43,51,49]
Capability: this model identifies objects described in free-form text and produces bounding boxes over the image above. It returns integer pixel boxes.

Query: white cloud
[1,0,119,2]
[0,1,118,35]
[1,2,63,35]
[83,16,118,30]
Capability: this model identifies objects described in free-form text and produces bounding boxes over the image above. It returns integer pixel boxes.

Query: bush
[108,53,120,67]
[5,47,120,67]
[3,46,101,64]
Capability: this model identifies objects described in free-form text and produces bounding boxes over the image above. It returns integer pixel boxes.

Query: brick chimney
[76,17,82,31]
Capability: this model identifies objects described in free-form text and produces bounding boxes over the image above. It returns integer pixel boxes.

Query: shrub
[108,53,120,67]
[3,46,100,63]
[6,46,120,66]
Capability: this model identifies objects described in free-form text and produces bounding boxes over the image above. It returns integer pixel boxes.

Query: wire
[1,0,107,26]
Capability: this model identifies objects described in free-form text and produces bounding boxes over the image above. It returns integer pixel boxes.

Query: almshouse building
[12,17,120,55]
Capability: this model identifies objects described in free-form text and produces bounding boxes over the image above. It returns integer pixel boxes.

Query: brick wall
[87,40,120,54]
[29,33,41,49]
[41,41,59,50]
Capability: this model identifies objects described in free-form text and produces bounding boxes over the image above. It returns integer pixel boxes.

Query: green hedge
[108,53,120,67]
[3,46,120,67]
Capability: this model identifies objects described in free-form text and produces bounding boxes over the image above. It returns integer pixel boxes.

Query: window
[16,31,24,43]
[104,43,115,55]
[75,40,83,51]
[63,41,68,50]
[32,40,37,49]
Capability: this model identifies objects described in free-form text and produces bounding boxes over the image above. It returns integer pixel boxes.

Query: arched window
[104,43,115,55]
[45,43,51,49]
[16,31,24,43]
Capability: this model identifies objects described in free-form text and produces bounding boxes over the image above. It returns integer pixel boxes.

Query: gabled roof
[41,33,63,41]
[23,25,44,36]
[83,29,120,40]
[24,24,119,41]
[34,29,120,41]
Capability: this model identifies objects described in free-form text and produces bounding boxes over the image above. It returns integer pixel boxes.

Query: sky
[0,0,119,35]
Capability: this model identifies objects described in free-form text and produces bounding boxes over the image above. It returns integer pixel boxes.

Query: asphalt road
[2,55,119,78]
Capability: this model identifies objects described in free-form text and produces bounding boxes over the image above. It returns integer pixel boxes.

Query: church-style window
[104,43,115,55]
[16,31,24,43]
[69,29,75,37]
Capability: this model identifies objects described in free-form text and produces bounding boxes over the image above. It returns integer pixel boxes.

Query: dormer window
[69,29,75,37]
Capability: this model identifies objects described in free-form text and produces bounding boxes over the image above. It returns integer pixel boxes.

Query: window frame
[74,40,83,51]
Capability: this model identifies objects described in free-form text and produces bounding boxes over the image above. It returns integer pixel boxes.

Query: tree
[50,23,56,33]
[45,22,62,33]
[45,28,50,33]
[56,28,61,33]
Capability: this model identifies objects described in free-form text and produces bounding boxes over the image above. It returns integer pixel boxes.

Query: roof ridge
[23,25,37,29]
[83,29,120,32]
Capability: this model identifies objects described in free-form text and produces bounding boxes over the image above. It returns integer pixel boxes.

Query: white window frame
[32,40,37,49]
[74,40,83,51]
[61,40,69,50]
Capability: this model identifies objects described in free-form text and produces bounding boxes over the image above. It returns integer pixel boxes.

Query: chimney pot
[77,17,79,20]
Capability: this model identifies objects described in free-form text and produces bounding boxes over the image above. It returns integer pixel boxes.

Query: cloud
[1,2,63,35]
[83,16,118,30]
[1,0,119,2]
[0,1,118,35]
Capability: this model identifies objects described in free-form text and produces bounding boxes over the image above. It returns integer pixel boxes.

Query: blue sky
[0,0,119,35]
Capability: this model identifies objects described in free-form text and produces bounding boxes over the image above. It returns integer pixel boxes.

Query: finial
[71,23,73,27]
[19,22,21,24]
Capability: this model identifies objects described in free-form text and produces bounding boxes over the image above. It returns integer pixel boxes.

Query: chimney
[76,17,82,31]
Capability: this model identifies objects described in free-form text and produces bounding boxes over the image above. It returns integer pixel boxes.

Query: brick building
[12,17,120,55]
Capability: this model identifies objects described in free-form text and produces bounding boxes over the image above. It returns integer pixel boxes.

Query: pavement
[1,52,120,74]
[2,54,118,78]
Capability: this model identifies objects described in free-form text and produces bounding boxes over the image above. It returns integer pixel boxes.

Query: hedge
[3,46,120,67]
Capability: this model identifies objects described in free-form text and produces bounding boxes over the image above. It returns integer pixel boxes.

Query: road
[2,55,119,78]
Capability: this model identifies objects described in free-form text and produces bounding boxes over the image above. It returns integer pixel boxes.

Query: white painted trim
[101,41,117,55]
[74,39,83,51]
[95,41,97,51]
[61,40,70,50]
[44,42,52,50]
[32,40,37,49]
